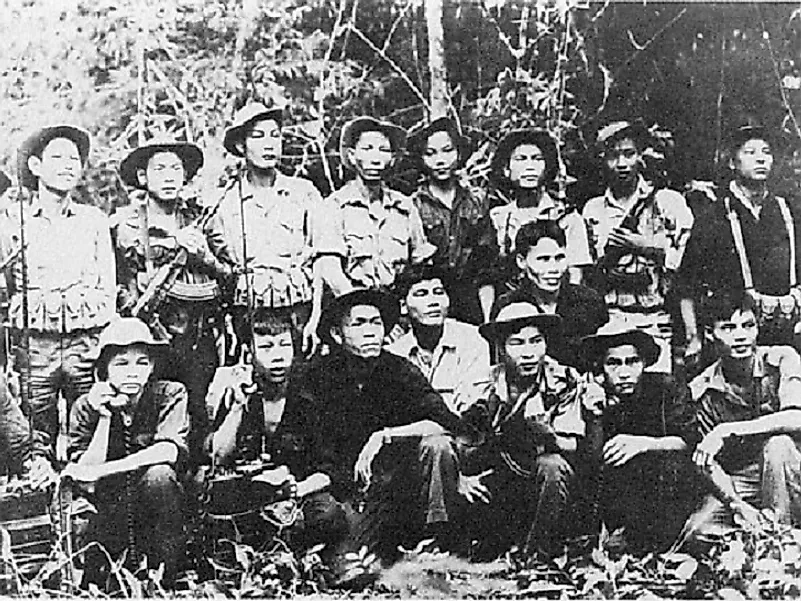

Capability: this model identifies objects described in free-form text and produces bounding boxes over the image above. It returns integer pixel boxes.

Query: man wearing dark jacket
[582,324,699,552]
[298,289,463,562]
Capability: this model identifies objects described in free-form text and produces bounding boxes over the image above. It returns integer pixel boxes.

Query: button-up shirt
[388,318,491,414]
[690,346,801,470]
[0,193,116,333]
[296,349,462,500]
[462,358,589,476]
[68,379,189,501]
[318,179,436,291]
[413,182,495,284]
[489,191,591,268]
[681,183,801,299]
[583,176,693,311]
[208,173,324,308]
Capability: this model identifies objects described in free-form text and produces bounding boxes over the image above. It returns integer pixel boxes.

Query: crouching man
[582,324,699,552]
[300,289,464,564]
[460,298,601,560]
[63,318,188,589]
[204,308,346,551]
[689,290,801,535]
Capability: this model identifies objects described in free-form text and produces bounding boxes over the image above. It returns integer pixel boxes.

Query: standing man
[582,324,698,552]
[64,317,188,589]
[460,299,600,560]
[680,121,801,363]
[583,121,694,374]
[406,117,494,324]
[317,117,436,297]
[115,136,230,463]
[0,125,116,459]
[299,289,463,561]
[209,101,325,357]
[688,290,801,535]
[388,263,490,415]
[485,128,592,318]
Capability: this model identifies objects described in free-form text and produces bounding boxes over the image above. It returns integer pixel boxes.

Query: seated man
[388,263,490,414]
[582,324,699,552]
[64,318,188,589]
[689,290,801,535]
[460,299,601,560]
[495,221,608,368]
[300,289,463,563]
[204,309,346,550]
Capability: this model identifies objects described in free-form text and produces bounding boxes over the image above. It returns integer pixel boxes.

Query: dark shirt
[689,346,801,471]
[296,349,463,500]
[68,380,189,501]
[601,373,699,448]
[207,383,313,478]
[681,185,801,298]
[413,182,495,285]
[494,282,609,368]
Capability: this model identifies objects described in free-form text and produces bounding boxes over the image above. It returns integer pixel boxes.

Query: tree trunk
[425,0,448,119]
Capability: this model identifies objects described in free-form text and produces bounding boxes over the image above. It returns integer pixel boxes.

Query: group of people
[1,101,801,590]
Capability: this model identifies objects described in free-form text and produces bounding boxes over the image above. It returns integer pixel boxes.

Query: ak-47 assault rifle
[131,180,236,341]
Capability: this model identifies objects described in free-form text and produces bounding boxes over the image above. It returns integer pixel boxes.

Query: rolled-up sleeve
[408,202,437,264]
[654,190,694,271]
[314,196,347,258]
[153,382,190,462]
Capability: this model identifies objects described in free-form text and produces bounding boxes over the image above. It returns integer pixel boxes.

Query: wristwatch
[381,429,393,445]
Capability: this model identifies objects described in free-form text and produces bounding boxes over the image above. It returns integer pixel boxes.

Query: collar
[340,179,405,211]
[603,175,653,210]
[404,319,460,358]
[690,351,766,398]
[729,180,768,220]
[29,192,76,218]
[239,172,293,204]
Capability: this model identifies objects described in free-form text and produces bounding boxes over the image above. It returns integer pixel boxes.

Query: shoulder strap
[723,196,755,290]
[775,196,797,288]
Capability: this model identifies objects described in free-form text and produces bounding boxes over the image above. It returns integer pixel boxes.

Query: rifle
[131,180,236,340]
[595,187,656,293]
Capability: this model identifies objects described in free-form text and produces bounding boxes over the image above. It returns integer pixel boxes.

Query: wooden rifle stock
[131,181,235,338]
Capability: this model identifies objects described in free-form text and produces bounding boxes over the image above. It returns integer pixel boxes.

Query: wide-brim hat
[319,288,401,345]
[17,125,91,190]
[223,102,284,157]
[479,298,562,343]
[726,117,782,153]
[581,323,660,370]
[89,317,169,364]
[407,116,471,170]
[339,117,407,171]
[595,120,650,151]
[119,136,204,189]
[490,128,559,185]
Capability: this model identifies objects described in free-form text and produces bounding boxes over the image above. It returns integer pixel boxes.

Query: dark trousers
[466,453,576,560]
[20,328,101,458]
[83,464,185,589]
[601,453,696,552]
[318,435,460,564]
[159,333,217,466]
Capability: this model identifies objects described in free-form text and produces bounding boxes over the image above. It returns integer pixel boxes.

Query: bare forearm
[99,441,179,478]
[317,256,352,297]
[383,420,445,440]
[478,284,494,322]
[651,436,687,452]
[211,405,245,464]
[726,411,801,438]
[679,297,698,341]
[77,416,111,466]
[704,460,741,504]
[555,434,577,453]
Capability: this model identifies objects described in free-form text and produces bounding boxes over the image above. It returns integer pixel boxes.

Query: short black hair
[252,308,293,337]
[699,289,756,331]
[514,221,566,257]
[394,262,452,300]
[95,343,157,381]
